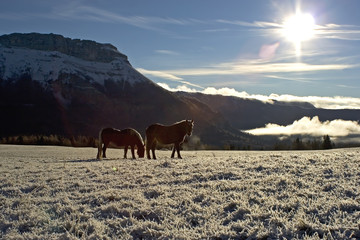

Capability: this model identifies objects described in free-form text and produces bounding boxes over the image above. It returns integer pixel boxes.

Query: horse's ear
[191,119,194,124]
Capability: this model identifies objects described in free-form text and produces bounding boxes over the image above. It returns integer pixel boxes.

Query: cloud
[157,83,197,93]
[266,94,360,110]
[316,24,360,41]
[136,49,356,84]
[157,83,360,109]
[163,61,354,76]
[137,68,183,81]
[137,69,203,89]
[244,116,360,137]
[155,50,180,55]
[216,19,281,28]
[51,5,192,32]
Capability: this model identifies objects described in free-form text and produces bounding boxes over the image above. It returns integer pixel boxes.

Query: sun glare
[282,13,315,56]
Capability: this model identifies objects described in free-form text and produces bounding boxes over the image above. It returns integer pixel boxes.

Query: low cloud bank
[157,83,360,109]
[244,116,360,137]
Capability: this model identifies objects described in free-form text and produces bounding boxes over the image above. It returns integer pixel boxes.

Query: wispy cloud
[136,68,183,81]
[315,24,360,41]
[244,116,360,137]
[157,83,360,109]
[265,94,360,109]
[162,61,354,77]
[55,6,187,31]
[216,19,282,28]
[155,50,180,55]
[137,68,203,89]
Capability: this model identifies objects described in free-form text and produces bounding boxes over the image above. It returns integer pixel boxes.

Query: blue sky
[1,0,360,108]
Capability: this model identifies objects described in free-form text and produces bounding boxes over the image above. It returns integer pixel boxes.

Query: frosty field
[0,145,359,239]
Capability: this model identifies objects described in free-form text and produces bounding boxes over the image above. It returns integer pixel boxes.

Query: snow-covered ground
[0,145,359,239]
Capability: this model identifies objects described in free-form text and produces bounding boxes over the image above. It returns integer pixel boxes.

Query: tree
[292,137,304,150]
[322,135,333,149]
[310,139,320,150]
[16,135,24,144]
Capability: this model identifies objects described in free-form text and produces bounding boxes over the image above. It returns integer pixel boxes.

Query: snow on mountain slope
[0,44,148,87]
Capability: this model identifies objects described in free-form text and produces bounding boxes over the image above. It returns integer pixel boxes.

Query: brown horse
[146,120,194,159]
[96,128,145,159]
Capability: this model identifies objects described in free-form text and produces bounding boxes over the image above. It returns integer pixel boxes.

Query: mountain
[175,92,360,130]
[0,33,258,148]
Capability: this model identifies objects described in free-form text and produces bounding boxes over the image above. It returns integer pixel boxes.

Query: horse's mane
[161,120,189,126]
[174,120,188,125]
[131,129,144,145]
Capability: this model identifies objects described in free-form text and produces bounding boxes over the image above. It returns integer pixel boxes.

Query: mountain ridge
[175,91,360,130]
[0,32,127,63]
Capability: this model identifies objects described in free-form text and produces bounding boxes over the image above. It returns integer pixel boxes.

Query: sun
[282,13,315,55]
[283,13,315,42]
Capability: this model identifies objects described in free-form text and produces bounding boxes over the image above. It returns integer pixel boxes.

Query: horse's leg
[103,141,109,158]
[124,146,128,159]
[171,144,176,158]
[176,143,182,159]
[146,138,152,159]
[96,142,102,159]
[130,145,136,159]
[151,141,157,160]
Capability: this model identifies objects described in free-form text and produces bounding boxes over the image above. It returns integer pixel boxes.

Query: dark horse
[97,128,145,159]
[146,120,194,159]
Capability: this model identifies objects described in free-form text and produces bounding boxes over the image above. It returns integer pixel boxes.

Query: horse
[145,120,194,159]
[96,128,145,160]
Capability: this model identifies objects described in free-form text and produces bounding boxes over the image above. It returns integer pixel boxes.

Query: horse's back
[146,123,184,144]
[101,128,135,145]
[101,127,120,136]
[122,128,144,143]
[102,128,136,136]
[120,128,135,135]
[146,123,162,135]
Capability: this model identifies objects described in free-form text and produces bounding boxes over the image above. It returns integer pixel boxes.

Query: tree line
[0,135,97,147]
[1,134,356,151]
[273,135,334,150]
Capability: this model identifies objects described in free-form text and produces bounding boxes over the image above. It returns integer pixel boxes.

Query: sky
[1,0,360,110]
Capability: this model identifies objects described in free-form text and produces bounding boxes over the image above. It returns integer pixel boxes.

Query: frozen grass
[0,145,359,239]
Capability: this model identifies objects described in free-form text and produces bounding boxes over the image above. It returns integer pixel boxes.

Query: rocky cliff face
[0,32,156,94]
[0,33,128,63]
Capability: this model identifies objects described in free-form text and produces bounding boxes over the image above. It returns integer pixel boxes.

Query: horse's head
[186,120,194,136]
[137,144,145,158]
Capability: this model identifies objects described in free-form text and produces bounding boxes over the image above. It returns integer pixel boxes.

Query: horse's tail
[145,125,152,149]
[96,128,104,159]
[144,132,147,148]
